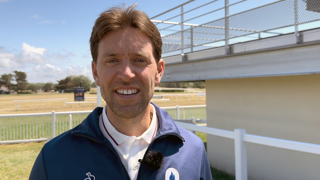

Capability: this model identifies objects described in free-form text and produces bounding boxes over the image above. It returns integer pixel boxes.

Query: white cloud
[51,51,75,60]
[39,20,54,24]
[0,53,19,69]
[0,44,92,83]
[21,42,47,63]
[31,14,42,19]
[27,64,93,83]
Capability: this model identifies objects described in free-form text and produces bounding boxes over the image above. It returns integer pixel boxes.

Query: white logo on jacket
[165,168,179,180]
[84,172,95,180]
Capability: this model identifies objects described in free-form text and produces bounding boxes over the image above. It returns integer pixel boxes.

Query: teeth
[117,89,138,95]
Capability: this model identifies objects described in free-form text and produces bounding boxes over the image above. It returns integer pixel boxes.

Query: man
[30,4,212,180]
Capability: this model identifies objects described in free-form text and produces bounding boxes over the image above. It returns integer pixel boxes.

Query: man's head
[91,5,164,119]
[90,4,162,63]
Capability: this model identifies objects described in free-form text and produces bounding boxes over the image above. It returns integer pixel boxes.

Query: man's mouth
[116,89,139,95]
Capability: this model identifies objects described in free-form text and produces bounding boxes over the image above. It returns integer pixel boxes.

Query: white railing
[0,105,206,144]
[2,106,319,180]
[175,122,320,180]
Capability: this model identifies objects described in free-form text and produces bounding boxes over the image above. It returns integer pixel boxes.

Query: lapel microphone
[138,150,164,169]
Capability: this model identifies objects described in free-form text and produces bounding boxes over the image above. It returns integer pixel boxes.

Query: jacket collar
[72,103,184,142]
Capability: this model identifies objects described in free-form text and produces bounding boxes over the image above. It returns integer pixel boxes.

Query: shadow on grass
[199,135,235,180]
[211,167,235,180]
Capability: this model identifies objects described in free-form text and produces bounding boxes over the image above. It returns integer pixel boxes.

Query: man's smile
[116,89,139,95]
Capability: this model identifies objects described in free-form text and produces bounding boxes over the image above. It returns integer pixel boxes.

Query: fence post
[190,117,196,134]
[234,129,247,180]
[69,114,72,129]
[52,111,55,138]
[176,105,180,119]
[294,0,301,44]
[181,5,184,54]
[225,0,231,54]
[97,86,102,107]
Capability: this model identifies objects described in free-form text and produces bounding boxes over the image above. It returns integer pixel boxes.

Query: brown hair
[90,4,162,63]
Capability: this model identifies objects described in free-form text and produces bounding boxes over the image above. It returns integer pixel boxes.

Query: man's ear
[155,59,165,85]
[91,60,100,86]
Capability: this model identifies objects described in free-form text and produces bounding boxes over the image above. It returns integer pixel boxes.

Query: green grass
[0,141,45,180]
[0,107,206,141]
[0,133,235,180]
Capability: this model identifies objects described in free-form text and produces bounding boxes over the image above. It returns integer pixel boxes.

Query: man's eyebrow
[132,52,151,58]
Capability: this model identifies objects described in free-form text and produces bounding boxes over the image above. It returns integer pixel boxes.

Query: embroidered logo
[165,168,179,180]
[84,172,95,180]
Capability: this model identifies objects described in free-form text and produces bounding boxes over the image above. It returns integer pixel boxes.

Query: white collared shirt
[99,105,158,180]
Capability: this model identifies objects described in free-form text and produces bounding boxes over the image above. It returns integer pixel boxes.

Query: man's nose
[118,62,135,81]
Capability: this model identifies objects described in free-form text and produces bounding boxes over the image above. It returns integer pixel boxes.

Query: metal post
[97,86,102,107]
[176,105,180,119]
[181,5,184,54]
[69,114,72,129]
[225,0,231,54]
[191,117,196,134]
[52,111,55,138]
[294,0,301,44]
[191,26,194,52]
[234,129,248,180]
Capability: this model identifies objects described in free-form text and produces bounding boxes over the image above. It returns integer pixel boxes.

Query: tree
[0,73,14,90]
[27,84,37,93]
[43,82,54,92]
[55,77,73,92]
[91,81,97,88]
[69,75,91,91]
[13,70,28,93]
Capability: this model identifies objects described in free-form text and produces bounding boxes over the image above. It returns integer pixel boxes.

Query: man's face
[92,28,164,118]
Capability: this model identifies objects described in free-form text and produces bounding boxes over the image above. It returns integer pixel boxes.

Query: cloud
[0,44,93,83]
[38,19,67,25]
[21,43,47,63]
[31,14,42,19]
[51,52,75,60]
[0,52,20,69]
[28,64,93,83]
[39,20,55,24]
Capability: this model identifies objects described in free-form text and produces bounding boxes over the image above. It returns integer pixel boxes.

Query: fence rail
[0,105,206,143]
[175,121,320,180]
[154,0,320,56]
[2,106,319,180]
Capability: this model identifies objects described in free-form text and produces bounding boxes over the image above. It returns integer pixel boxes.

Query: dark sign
[74,87,85,101]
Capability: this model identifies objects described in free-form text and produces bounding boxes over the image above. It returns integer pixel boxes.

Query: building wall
[206,74,320,180]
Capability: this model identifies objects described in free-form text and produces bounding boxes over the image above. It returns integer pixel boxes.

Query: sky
[0,0,192,83]
[1,0,318,84]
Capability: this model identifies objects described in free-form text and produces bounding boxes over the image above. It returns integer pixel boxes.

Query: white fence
[175,122,320,180]
[0,105,206,143]
[1,105,320,180]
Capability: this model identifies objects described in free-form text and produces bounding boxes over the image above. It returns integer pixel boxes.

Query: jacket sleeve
[200,146,213,180]
[29,149,48,180]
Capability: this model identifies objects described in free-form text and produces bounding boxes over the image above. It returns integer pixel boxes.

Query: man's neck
[106,104,153,137]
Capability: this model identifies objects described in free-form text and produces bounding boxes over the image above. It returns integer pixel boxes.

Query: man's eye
[107,59,117,63]
[136,59,145,62]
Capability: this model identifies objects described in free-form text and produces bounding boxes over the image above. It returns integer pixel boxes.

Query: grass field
[0,91,206,114]
[0,134,234,180]
[0,90,233,179]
